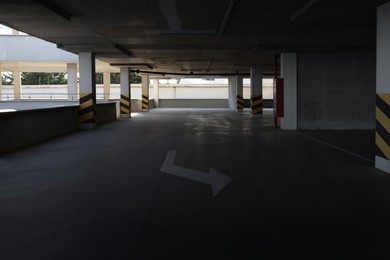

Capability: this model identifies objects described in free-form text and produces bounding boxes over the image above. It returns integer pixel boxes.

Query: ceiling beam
[34,0,74,21]
[218,0,235,36]
[115,44,133,57]
[110,63,153,69]
[290,0,320,22]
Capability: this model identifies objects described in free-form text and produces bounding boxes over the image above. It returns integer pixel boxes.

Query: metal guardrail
[0,93,121,101]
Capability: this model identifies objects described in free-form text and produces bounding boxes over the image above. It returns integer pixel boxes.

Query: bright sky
[0,24,26,35]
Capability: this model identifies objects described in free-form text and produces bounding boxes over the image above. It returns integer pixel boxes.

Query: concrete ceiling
[0,0,386,76]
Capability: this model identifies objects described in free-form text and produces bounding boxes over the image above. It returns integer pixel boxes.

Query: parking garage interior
[1,0,390,259]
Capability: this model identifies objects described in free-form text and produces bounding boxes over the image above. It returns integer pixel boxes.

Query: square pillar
[228,76,237,109]
[13,69,21,100]
[153,79,159,108]
[103,71,110,101]
[376,2,390,173]
[67,63,78,101]
[236,75,244,111]
[280,53,298,130]
[120,67,131,117]
[79,52,97,128]
[0,64,2,101]
[142,74,150,111]
[250,67,263,114]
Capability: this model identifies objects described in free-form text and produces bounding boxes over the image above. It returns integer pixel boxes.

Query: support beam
[142,74,150,111]
[67,63,78,101]
[280,53,297,130]
[153,79,159,108]
[376,2,390,173]
[78,52,97,128]
[120,67,131,117]
[13,69,21,100]
[228,76,237,109]
[250,67,263,115]
[0,64,2,101]
[290,0,319,22]
[236,75,244,111]
[218,0,235,36]
[103,71,110,101]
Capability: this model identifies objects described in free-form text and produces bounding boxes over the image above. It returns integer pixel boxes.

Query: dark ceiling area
[0,0,386,75]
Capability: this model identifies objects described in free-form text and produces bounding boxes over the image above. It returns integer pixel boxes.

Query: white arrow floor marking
[160,150,231,196]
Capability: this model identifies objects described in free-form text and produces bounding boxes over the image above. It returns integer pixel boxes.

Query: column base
[79,123,97,130]
[120,114,131,118]
[375,156,390,173]
[250,114,262,118]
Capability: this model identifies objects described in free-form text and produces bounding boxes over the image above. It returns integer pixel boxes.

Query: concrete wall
[0,100,79,110]
[0,102,117,153]
[297,50,376,129]
[158,99,229,108]
[96,102,117,125]
[0,106,79,153]
[0,35,76,62]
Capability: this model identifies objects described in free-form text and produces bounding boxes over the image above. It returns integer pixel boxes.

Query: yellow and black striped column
[79,92,97,125]
[250,94,263,114]
[236,95,244,110]
[376,94,390,160]
[120,94,131,116]
[142,94,149,110]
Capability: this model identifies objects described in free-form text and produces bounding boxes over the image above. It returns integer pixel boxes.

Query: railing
[0,93,121,101]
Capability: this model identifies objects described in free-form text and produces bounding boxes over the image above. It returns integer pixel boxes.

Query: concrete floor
[0,109,389,260]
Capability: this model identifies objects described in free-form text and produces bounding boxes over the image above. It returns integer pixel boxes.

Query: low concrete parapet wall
[96,102,117,124]
[0,106,79,153]
[159,99,229,108]
[0,102,118,153]
[243,99,273,108]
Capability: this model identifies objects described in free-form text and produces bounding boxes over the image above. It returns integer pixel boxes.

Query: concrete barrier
[96,102,117,124]
[0,102,118,153]
[156,99,273,109]
[158,99,229,108]
[244,99,273,108]
[0,106,79,153]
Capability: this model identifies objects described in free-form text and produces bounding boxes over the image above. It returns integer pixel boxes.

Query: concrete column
[142,74,150,111]
[79,52,97,128]
[0,64,2,101]
[120,67,131,117]
[376,2,390,173]
[236,75,244,111]
[103,71,110,101]
[67,63,78,101]
[280,53,298,130]
[153,79,159,108]
[250,67,263,114]
[228,76,237,109]
[13,69,21,100]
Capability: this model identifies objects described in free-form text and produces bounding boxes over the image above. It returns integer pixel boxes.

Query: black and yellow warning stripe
[120,94,131,115]
[376,93,390,160]
[142,94,149,109]
[79,93,96,124]
[250,94,263,114]
[236,94,244,110]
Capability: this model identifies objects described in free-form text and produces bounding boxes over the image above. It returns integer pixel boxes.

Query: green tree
[96,73,103,84]
[131,72,142,84]
[21,72,67,85]
[1,72,13,85]
[110,72,141,84]
[110,73,120,84]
